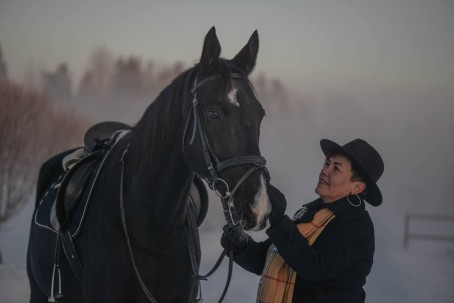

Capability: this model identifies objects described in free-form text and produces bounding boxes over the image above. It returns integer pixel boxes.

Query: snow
[0,263,29,303]
[1,202,453,302]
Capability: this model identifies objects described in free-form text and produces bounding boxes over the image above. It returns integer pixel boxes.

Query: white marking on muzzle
[250,175,271,231]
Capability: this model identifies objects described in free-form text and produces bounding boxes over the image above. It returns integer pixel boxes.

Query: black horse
[27,27,271,303]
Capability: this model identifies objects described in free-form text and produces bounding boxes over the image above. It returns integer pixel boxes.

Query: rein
[119,146,158,303]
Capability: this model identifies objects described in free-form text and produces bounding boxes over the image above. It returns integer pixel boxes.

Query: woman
[221,138,384,303]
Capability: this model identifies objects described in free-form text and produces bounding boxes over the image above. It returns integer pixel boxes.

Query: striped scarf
[256,208,335,303]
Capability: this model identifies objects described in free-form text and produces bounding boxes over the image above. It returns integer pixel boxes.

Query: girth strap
[61,229,84,285]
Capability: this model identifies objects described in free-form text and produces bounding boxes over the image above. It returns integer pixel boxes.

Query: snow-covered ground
[1,198,453,302]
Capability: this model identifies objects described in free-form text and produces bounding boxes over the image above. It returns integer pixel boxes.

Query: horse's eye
[207,108,221,119]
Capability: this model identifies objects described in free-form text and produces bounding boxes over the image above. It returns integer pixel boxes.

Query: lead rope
[119,145,158,303]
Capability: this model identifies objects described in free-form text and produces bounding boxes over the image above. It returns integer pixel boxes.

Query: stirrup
[48,293,63,302]
[48,263,64,302]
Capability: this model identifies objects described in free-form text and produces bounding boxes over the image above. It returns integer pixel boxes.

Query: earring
[347,194,362,207]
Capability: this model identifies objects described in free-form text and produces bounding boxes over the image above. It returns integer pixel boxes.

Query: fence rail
[404,214,454,247]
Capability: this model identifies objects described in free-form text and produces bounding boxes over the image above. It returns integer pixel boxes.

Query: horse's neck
[125,140,193,246]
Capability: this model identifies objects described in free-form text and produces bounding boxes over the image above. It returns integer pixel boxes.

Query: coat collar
[294,196,365,223]
[321,196,365,217]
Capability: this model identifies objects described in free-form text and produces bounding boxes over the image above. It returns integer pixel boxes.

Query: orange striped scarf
[256,208,335,303]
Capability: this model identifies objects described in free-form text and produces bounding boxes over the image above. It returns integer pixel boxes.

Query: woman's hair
[349,159,368,195]
[327,152,368,195]
[350,164,364,182]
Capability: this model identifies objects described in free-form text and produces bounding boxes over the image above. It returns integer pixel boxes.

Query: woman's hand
[267,183,287,226]
[220,224,251,253]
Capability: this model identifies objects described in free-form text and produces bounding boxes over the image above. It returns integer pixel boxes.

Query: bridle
[182,72,270,302]
[183,72,270,225]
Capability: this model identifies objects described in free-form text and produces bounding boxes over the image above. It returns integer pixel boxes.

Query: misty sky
[1,0,453,95]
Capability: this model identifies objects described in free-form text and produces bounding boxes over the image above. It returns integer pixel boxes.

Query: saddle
[35,122,131,234]
[84,121,131,153]
[57,121,132,231]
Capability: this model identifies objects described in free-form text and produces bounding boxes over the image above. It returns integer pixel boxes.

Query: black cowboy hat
[320,138,384,206]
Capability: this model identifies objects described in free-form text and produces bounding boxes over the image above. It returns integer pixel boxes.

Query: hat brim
[320,139,382,206]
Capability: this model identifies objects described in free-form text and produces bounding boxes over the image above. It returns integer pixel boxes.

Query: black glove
[220,224,251,254]
[267,183,287,226]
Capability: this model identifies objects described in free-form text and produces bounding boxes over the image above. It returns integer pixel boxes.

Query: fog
[1,78,453,302]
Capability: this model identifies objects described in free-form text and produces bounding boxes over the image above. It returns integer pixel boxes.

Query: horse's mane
[128,59,250,170]
[128,67,195,169]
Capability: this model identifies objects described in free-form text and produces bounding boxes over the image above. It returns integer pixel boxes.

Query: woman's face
[315,154,362,203]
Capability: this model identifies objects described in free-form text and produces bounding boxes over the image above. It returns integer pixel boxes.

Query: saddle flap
[56,151,103,230]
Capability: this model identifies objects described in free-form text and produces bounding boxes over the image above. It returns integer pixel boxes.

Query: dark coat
[233,197,375,303]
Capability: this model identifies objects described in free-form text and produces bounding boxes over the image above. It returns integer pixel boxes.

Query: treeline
[39,47,182,104]
[37,46,304,117]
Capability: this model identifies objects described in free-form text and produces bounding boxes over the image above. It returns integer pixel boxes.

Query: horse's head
[183,27,270,231]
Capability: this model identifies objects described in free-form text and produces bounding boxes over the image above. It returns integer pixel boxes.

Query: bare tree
[77,46,115,101]
[42,63,73,101]
[111,56,144,100]
[0,81,89,263]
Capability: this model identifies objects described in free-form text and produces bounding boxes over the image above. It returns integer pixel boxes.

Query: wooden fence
[404,214,454,247]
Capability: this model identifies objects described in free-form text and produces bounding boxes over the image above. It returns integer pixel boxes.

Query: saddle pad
[34,174,63,233]
[34,166,98,237]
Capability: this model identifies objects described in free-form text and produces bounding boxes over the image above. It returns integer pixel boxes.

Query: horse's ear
[231,30,259,75]
[199,27,221,73]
